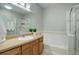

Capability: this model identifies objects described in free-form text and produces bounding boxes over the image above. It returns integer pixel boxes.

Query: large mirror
[0,3,32,36]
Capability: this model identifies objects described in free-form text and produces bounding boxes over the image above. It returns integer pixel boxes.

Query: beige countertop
[0,34,43,53]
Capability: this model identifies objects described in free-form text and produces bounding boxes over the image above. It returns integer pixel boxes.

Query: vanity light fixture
[26,3,32,12]
[4,5,12,10]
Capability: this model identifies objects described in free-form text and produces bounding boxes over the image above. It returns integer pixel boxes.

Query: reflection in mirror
[0,3,32,36]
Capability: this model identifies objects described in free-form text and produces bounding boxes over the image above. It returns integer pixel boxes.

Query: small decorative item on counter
[29,28,37,32]
[29,28,33,32]
[33,28,37,32]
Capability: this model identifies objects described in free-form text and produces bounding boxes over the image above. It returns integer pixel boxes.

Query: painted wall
[43,4,78,33]
[31,3,43,32]
[43,3,79,49]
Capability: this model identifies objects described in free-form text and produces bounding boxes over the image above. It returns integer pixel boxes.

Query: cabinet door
[22,48,32,55]
[0,47,21,55]
[22,43,33,55]
[32,43,39,55]
[39,41,43,54]
[39,37,44,54]
[32,39,39,55]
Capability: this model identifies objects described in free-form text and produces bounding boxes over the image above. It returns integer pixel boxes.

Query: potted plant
[33,28,37,32]
[29,28,33,32]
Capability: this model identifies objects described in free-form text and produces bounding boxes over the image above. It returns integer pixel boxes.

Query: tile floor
[42,44,68,55]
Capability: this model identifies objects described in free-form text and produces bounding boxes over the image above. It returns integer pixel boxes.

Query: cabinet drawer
[0,47,21,55]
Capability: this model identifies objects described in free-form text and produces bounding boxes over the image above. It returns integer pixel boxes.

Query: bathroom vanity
[0,33,44,55]
[0,3,44,55]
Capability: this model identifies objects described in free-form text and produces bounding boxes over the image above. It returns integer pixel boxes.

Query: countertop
[0,34,43,53]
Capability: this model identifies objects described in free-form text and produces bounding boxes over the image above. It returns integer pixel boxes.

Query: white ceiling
[38,3,79,8]
[0,3,30,15]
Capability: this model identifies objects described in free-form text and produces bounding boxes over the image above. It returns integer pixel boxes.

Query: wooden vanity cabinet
[32,37,44,55]
[0,47,21,55]
[22,39,39,55]
[21,37,44,55]
[38,37,44,54]
[32,40,39,55]
[22,42,33,55]
[0,36,44,55]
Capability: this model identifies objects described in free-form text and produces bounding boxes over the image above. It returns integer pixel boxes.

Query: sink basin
[18,35,34,40]
[0,37,6,44]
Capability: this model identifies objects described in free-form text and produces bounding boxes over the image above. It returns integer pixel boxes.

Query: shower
[67,5,79,55]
